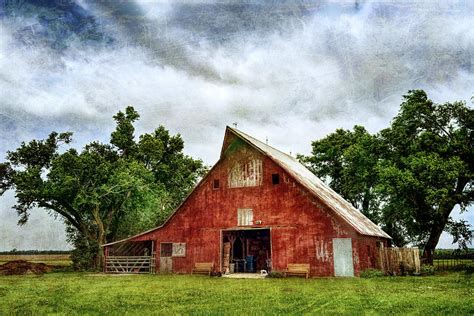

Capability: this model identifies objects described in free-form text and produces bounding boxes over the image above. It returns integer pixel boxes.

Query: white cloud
[0,1,472,249]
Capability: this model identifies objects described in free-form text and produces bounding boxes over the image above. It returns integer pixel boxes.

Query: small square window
[237,208,253,226]
[272,173,280,185]
[160,243,173,257]
[213,179,220,189]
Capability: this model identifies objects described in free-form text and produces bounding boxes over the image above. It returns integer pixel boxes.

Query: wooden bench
[285,263,310,278]
[192,262,213,275]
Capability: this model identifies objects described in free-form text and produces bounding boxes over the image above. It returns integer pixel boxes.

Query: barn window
[162,242,186,257]
[160,243,173,257]
[237,208,253,226]
[228,159,262,188]
[172,243,186,257]
[213,179,220,189]
[272,173,280,185]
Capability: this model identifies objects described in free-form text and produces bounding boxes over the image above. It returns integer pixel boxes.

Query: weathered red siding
[129,138,388,277]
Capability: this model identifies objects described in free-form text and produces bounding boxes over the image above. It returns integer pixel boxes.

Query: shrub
[266,271,285,278]
[69,240,99,271]
[360,269,384,278]
[464,262,474,275]
[420,264,435,275]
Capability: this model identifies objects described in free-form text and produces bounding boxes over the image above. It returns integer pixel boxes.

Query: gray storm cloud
[0,0,472,250]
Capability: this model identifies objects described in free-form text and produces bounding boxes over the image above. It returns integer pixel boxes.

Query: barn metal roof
[227,127,391,239]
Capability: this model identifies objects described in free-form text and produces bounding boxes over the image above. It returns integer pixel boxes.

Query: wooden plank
[285,263,310,278]
[378,247,421,276]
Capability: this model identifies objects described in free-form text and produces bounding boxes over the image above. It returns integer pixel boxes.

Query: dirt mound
[0,260,53,275]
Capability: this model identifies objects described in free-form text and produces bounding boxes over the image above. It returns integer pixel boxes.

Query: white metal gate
[333,238,354,277]
[105,256,154,274]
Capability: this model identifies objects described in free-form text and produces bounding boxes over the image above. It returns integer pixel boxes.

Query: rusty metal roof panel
[228,127,391,239]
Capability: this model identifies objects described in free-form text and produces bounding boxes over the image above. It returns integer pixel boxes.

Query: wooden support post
[228,235,236,262]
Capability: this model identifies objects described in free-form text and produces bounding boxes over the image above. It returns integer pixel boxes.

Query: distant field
[434,259,473,265]
[432,259,473,272]
[0,272,472,314]
[0,254,71,266]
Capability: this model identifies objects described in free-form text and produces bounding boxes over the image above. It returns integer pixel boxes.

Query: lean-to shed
[103,126,391,277]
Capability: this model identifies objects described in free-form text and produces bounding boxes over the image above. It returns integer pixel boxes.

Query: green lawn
[0,272,472,315]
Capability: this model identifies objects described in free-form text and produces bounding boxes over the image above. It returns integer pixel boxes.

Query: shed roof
[225,127,391,239]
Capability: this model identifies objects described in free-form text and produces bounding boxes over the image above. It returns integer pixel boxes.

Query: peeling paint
[331,217,346,236]
[228,159,262,188]
[314,237,329,262]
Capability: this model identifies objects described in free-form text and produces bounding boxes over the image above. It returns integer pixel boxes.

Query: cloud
[0,192,70,251]
[0,1,472,249]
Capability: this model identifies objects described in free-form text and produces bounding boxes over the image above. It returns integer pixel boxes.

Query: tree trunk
[423,178,470,263]
[422,221,446,264]
[422,201,456,264]
[92,206,107,270]
[95,224,107,270]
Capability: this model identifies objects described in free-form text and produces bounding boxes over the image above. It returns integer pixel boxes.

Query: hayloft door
[160,243,173,273]
[333,238,354,277]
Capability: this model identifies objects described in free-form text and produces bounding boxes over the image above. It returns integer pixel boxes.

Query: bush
[67,226,100,271]
[464,262,474,275]
[69,239,100,271]
[266,271,285,278]
[420,264,435,275]
[360,269,384,278]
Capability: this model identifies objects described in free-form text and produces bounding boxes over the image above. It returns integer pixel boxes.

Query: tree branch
[38,201,94,241]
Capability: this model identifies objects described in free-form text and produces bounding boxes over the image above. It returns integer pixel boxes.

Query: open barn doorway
[222,228,271,274]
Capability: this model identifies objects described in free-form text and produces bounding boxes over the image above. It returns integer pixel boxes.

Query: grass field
[0,254,71,266]
[0,272,472,314]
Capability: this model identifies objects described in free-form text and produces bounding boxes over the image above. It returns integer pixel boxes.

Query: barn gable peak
[222,126,391,239]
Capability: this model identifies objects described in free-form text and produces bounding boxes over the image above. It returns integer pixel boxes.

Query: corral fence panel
[105,256,155,274]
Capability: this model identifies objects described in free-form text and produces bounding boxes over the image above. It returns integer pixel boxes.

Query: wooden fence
[378,247,420,275]
[433,253,474,271]
[105,256,155,274]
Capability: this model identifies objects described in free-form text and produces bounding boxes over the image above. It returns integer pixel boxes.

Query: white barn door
[333,238,354,277]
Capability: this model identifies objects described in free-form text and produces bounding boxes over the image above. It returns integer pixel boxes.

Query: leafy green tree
[301,90,473,262]
[0,107,205,269]
[299,126,383,223]
[377,90,473,261]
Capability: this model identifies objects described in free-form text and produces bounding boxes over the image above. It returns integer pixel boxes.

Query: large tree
[300,90,473,262]
[299,126,384,224]
[0,107,205,269]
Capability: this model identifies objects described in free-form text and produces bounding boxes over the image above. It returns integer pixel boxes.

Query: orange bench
[192,262,213,275]
[285,263,310,278]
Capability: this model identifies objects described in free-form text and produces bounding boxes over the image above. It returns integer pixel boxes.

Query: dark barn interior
[222,229,271,273]
[107,240,154,256]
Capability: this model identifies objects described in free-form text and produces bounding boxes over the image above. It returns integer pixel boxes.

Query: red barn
[104,127,391,277]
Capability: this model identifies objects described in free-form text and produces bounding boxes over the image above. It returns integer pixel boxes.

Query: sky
[0,0,473,250]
